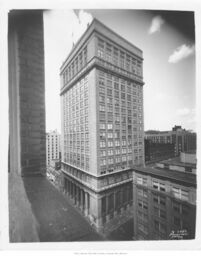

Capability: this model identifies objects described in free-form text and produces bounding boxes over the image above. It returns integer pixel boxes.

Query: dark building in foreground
[60,18,144,233]
[133,167,196,240]
[8,10,46,242]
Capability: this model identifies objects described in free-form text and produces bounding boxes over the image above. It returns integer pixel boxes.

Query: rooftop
[133,166,196,188]
[160,157,196,169]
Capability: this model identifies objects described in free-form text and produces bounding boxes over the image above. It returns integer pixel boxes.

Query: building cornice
[60,56,144,96]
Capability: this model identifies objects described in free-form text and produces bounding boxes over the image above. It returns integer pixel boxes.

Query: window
[114,82,119,90]
[101,150,106,157]
[99,105,105,111]
[172,187,189,201]
[107,88,112,96]
[122,155,127,162]
[137,176,147,186]
[108,141,113,147]
[138,200,148,210]
[100,159,106,166]
[108,149,113,156]
[106,43,112,62]
[154,207,166,219]
[153,181,166,192]
[107,123,113,130]
[108,158,114,164]
[100,132,106,139]
[100,124,106,129]
[137,188,148,198]
[153,194,166,206]
[108,133,113,139]
[99,95,105,102]
[100,141,106,148]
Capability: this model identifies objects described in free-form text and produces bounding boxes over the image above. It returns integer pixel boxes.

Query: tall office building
[60,19,144,232]
[46,130,61,166]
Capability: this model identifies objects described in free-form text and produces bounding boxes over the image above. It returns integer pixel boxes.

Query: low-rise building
[156,151,196,174]
[133,166,196,240]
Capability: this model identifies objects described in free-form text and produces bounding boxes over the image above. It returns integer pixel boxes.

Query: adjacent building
[144,139,175,163]
[145,126,196,156]
[156,151,197,174]
[133,166,196,240]
[46,130,61,166]
[60,18,144,232]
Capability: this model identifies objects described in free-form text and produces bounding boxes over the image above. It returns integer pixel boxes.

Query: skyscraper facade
[60,19,144,232]
[46,130,61,166]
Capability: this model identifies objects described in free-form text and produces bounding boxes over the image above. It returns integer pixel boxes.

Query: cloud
[168,44,195,63]
[176,108,195,117]
[176,108,191,116]
[72,10,93,44]
[148,16,164,34]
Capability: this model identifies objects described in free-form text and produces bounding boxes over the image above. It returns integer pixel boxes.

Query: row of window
[97,38,142,77]
[62,47,87,85]
[100,155,133,166]
[136,176,190,201]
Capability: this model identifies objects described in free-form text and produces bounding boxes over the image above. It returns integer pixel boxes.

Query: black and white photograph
[0,0,201,252]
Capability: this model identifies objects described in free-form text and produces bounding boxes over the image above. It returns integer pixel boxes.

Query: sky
[43,9,196,133]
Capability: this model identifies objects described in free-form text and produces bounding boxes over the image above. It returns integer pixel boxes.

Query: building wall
[8,10,46,176]
[133,170,196,240]
[145,128,196,157]
[8,10,45,242]
[180,152,196,165]
[46,130,61,166]
[144,139,175,163]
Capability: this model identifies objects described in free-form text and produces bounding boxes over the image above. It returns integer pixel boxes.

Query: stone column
[76,186,80,207]
[80,189,84,211]
[96,197,103,228]
[67,180,70,195]
[69,181,72,198]
[114,192,117,217]
[73,183,76,204]
[85,192,89,216]
[106,195,110,222]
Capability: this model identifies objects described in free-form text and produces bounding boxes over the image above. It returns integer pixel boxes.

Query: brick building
[60,18,145,232]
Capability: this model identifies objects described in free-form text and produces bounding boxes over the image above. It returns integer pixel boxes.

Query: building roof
[160,157,196,169]
[133,166,196,188]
